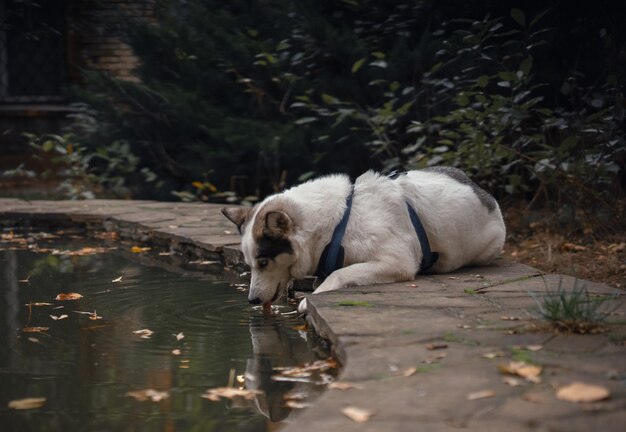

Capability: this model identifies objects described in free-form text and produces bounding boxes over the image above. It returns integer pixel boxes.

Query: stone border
[1,199,624,431]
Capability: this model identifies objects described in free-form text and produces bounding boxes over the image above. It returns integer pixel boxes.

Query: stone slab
[0,198,624,431]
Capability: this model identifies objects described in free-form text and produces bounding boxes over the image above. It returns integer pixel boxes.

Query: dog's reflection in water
[243,314,328,422]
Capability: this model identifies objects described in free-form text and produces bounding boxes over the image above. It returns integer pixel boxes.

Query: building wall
[72,0,156,83]
[0,0,155,157]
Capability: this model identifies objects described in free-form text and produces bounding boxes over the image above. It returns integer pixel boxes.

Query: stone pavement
[1,199,625,431]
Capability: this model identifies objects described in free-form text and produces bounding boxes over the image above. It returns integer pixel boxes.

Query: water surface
[0,232,330,431]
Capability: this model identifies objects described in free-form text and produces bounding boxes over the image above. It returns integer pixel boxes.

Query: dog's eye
[258,258,269,269]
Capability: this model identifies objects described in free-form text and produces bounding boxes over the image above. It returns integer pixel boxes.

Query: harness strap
[406,201,439,272]
[315,185,354,279]
[388,170,438,273]
[314,172,438,279]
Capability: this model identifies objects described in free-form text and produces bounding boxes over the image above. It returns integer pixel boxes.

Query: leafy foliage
[24,106,156,199]
[51,0,623,224]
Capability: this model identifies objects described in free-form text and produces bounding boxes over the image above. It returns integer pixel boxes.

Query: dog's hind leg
[313,262,412,294]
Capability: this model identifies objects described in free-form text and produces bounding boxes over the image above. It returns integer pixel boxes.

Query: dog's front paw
[297,297,308,314]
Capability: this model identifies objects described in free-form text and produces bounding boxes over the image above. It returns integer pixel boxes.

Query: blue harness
[315,172,438,279]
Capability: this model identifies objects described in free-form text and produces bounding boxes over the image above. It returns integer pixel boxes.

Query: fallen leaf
[50,314,68,321]
[174,332,185,341]
[328,382,363,390]
[448,276,459,280]
[286,400,310,409]
[500,316,521,321]
[172,349,181,356]
[556,382,610,403]
[607,242,625,253]
[561,242,587,252]
[426,343,448,350]
[499,361,542,383]
[526,345,543,352]
[131,246,151,253]
[28,337,39,343]
[403,367,418,377]
[481,351,505,359]
[133,329,154,339]
[293,324,309,331]
[424,352,447,364]
[23,326,49,333]
[8,397,46,410]
[201,387,261,401]
[111,276,123,283]
[467,389,496,400]
[26,302,53,307]
[89,311,102,320]
[406,283,418,287]
[341,406,374,423]
[55,293,83,301]
[126,389,169,402]
[502,376,523,387]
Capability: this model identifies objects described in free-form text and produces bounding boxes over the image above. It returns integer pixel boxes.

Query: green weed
[531,277,622,333]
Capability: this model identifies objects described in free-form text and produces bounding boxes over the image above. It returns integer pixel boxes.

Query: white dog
[222,168,506,309]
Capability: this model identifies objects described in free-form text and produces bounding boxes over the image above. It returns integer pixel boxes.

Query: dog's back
[399,168,505,272]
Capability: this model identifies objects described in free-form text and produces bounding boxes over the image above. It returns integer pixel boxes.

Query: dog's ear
[264,211,293,236]
[221,207,252,233]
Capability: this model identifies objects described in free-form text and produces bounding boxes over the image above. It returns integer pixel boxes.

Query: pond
[0,231,332,431]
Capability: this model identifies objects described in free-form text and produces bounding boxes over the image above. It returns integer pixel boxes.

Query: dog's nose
[248,297,261,305]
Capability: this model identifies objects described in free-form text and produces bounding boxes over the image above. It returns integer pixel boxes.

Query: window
[0,0,67,103]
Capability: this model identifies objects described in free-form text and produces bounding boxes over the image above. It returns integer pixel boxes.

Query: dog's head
[222,200,299,307]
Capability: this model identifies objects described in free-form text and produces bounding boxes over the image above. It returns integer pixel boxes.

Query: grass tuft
[531,277,622,333]
[337,300,373,307]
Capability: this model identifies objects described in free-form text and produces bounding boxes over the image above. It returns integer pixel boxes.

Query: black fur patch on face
[256,235,293,260]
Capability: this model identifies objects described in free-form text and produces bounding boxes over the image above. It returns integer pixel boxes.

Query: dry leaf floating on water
[50,314,68,321]
[174,332,184,341]
[126,389,169,402]
[201,387,261,402]
[23,327,49,333]
[131,246,152,253]
[55,293,83,301]
[111,276,123,283]
[133,329,154,339]
[8,397,46,410]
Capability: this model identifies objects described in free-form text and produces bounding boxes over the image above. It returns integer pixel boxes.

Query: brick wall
[73,0,156,82]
